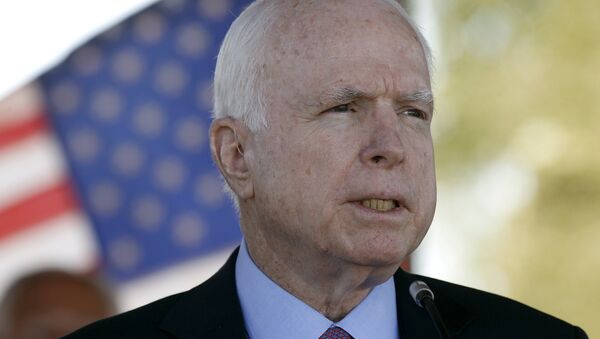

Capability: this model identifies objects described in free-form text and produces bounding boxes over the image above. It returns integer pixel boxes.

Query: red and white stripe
[0,83,99,299]
[0,85,230,310]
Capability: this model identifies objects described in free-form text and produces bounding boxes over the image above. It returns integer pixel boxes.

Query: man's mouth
[360,198,399,212]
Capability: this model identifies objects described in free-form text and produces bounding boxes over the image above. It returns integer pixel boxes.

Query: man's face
[247,1,436,271]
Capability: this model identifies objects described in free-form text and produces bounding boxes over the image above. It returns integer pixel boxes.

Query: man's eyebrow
[315,87,434,107]
[401,90,434,106]
[317,86,371,105]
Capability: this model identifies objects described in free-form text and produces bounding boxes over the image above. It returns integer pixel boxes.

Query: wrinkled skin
[211,0,436,320]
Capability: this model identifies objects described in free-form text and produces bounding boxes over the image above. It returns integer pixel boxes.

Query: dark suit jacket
[64,248,587,339]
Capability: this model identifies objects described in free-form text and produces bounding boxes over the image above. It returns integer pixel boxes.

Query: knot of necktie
[319,325,354,339]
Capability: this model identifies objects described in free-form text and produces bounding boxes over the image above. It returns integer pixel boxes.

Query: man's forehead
[262,1,422,71]
[278,51,431,106]
[255,0,430,109]
[264,0,413,45]
[268,0,403,17]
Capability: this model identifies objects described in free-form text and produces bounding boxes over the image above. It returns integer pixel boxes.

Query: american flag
[0,0,252,308]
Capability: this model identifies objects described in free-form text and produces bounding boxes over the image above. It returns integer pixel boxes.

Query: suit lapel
[157,250,474,339]
[159,248,247,339]
[394,270,474,339]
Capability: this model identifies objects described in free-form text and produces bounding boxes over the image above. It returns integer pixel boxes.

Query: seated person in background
[0,269,115,339]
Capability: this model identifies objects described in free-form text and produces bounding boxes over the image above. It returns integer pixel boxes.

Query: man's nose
[358,115,405,169]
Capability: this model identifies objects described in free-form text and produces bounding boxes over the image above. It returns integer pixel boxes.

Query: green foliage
[436,0,600,335]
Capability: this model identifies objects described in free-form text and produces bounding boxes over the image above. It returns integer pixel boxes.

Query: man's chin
[348,250,404,286]
[344,244,409,269]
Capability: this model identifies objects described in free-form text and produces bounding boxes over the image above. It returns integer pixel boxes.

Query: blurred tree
[435,0,600,336]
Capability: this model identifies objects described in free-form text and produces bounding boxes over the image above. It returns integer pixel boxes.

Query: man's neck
[244,235,398,321]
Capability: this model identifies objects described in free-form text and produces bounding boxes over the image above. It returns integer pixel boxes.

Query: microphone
[409,281,452,339]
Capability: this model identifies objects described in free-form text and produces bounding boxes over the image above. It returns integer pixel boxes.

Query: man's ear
[209,118,254,200]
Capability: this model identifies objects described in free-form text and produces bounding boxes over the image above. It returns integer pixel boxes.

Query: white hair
[213,0,432,131]
[212,0,432,207]
[212,1,278,132]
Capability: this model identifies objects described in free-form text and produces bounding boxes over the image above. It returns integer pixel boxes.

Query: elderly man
[65,0,587,338]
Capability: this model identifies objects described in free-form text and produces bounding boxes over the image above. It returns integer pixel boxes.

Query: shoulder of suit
[405,272,588,338]
[62,250,241,339]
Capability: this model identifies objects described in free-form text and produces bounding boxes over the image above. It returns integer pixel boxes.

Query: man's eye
[326,104,353,113]
[401,108,427,120]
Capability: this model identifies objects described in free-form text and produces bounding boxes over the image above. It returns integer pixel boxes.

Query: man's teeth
[361,199,397,211]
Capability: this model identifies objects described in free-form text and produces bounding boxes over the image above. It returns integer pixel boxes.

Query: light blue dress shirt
[235,240,400,339]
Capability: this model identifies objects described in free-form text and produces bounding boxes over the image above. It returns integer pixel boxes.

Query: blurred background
[0,0,597,337]
[411,0,600,335]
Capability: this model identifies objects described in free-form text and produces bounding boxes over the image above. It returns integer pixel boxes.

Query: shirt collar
[235,240,399,339]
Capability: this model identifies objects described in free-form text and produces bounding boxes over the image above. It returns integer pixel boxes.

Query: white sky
[0,0,158,100]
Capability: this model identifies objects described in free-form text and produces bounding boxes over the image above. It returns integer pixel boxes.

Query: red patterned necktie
[319,326,354,339]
